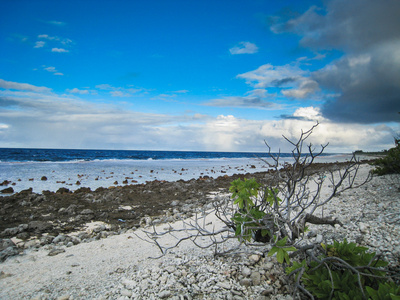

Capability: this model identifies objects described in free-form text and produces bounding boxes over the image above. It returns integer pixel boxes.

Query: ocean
[0,148,351,194]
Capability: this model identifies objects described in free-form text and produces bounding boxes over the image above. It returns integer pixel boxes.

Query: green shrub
[372,140,400,175]
[286,239,397,300]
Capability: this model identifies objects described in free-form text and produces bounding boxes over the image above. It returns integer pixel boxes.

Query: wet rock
[28,221,53,233]
[1,187,14,194]
[56,187,71,194]
[41,176,48,181]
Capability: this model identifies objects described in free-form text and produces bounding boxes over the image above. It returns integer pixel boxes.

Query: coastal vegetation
[145,124,399,299]
[372,137,400,176]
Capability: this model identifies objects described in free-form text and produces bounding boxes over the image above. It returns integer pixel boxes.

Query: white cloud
[0,80,397,152]
[43,66,63,76]
[38,34,55,40]
[34,41,45,48]
[110,91,130,97]
[229,42,259,55]
[67,88,90,95]
[95,84,113,90]
[51,48,69,53]
[47,20,66,26]
[237,63,320,99]
[0,79,52,92]
[44,66,56,72]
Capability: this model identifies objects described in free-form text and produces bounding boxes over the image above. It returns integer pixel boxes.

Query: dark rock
[75,187,91,193]
[56,187,71,194]
[0,180,11,186]
[0,239,19,262]
[1,187,14,194]
[16,232,30,240]
[19,188,33,195]
[28,221,53,233]
[41,176,48,181]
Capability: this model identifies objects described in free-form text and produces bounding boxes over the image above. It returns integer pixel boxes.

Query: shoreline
[0,161,359,240]
[0,154,361,195]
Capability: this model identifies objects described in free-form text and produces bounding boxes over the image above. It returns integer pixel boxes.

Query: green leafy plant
[230,178,282,242]
[230,178,267,241]
[267,236,297,264]
[366,282,400,300]
[230,178,260,211]
[372,139,400,175]
[285,239,393,300]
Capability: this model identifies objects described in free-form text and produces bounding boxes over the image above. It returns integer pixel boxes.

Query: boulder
[0,239,19,262]
[28,221,53,233]
[1,187,14,194]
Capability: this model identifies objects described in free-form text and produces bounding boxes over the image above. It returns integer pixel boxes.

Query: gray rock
[48,248,66,256]
[158,290,172,298]
[81,209,94,215]
[261,285,274,296]
[0,240,19,262]
[28,221,53,233]
[120,289,132,297]
[217,281,231,289]
[53,235,67,244]
[241,266,252,277]
[315,234,323,243]
[249,254,261,264]
[250,271,261,285]
[239,278,252,287]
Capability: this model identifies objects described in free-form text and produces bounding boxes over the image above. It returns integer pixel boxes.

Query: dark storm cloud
[271,0,400,124]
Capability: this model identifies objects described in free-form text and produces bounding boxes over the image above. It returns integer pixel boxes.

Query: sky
[1,0,399,153]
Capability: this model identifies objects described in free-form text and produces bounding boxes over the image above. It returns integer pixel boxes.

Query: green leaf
[283,246,297,252]
[276,236,288,247]
[268,247,279,257]
[276,249,285,263]
[366,286,379,300]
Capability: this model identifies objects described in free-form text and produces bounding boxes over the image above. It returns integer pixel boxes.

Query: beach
[1,161,399,299]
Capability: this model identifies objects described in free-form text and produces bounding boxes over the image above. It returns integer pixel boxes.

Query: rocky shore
[0,162,399,299]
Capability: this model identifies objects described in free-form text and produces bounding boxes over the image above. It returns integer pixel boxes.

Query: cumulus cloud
[51,48,69,53]
[67,88,90,95]
[269,0,400,123]
[95,83,143,97]
[43,66,64,76]
[1,79,397,152]
[237,63,320,99]
[0,79,52,93]
[34,41,45,48]
[110,91,131,97]
[229,42,259,55]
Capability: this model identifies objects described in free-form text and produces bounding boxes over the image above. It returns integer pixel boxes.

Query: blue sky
[1,0,399,152]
